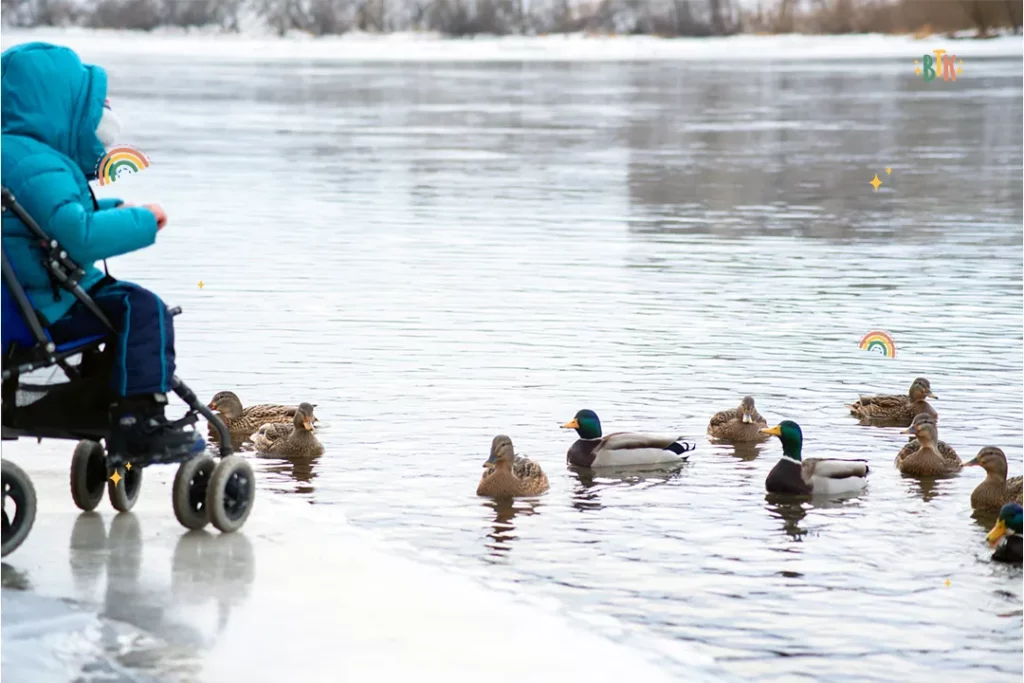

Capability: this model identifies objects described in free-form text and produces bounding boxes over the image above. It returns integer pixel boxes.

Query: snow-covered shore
[2,27,1021,63]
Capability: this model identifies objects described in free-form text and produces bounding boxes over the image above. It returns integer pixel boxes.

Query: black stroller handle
[1,186,115,334]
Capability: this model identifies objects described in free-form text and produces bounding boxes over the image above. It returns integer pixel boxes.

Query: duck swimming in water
[986,503,1023,565]
[560,409,695,468]
[761,420,870,496]
[847,377,936,425]
[707,395,770,443]
[476,435,549,498]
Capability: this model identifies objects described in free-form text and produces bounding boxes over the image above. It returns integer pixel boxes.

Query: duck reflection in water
[67,512,256,659]
[765,495,809,541]
[570,463,688,513]
[901,475,953,504]
[258,454,322,495]
[727,443,765,462]
[482,497,541,558]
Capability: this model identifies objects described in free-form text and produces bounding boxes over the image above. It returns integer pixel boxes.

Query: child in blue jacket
[1,42,203,460]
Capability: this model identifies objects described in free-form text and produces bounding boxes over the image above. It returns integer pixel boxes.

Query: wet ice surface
[2,455,718,682]
[1,30,1023,683]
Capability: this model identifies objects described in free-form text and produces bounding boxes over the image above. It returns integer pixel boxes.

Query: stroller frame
[0,186,256,557]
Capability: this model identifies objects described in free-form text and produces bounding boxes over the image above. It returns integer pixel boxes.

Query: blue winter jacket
[1,42,158,324]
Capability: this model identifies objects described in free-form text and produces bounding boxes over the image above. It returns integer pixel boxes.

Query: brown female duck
[894,419,961,476]
[476,435,549,497]
[965,447,1023,511]
[707,396,770,443]
[250,404,323,458]
[847,377,936,424]
[895,413,958,466]
[207,390,317,449]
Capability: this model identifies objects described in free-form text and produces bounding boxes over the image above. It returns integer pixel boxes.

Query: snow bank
[1,27,1021,63]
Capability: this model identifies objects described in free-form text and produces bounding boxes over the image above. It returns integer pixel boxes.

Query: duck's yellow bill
[302,416,314,431]
[927,392,938,399]
[760,425,782,436]
[208,402,217,411]
[964,457,980,467]
[561,418,579,429]
[987,519,1008,546]
[900,425,916,435]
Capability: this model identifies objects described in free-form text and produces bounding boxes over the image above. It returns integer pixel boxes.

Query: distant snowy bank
[2,27,1022,63]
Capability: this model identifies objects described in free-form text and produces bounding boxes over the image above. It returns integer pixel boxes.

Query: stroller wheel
[71,440,107,512]
[207,456,255,533]
[2,460,37,557]
[108,461,143,513]
[172,455,216,531]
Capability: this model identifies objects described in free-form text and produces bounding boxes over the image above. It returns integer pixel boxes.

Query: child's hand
[143,203,167,230]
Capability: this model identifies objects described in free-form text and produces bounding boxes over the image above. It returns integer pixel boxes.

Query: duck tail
[668,440,696,455]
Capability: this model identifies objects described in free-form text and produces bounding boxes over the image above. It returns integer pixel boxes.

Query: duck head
[485,435,515,469]
[987,503,1023,547]
[760,420,803,460]
[208,391,243,419]
[561,409,602,439]
[908,378,936,401]
[739,396,758,423]
[964,446,1008,478]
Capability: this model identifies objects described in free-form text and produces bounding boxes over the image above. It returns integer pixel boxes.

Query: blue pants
[49,279,175,397]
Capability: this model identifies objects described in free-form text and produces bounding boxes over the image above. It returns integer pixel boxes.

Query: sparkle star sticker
[109,469,122,486]
[944,579,951,587]
[885,167,892,175]
[870,174,883,191]
[914,59,921,75]
[956,59,963,76]
[198,280,204,289]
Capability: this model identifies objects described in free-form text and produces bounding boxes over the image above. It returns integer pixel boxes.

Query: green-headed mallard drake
[476,435,549,497]
[965,447,1023,511]
[207,391,318,449]
[847,377,937,423]
[987,502,1023,565]
[895,416,962,476]
[761,420,869,495]
[250,404,323,458]
[560,409,695,468]
[707,395,770,443]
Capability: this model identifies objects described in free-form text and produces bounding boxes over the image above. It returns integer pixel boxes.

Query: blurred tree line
[0,0,1019,36]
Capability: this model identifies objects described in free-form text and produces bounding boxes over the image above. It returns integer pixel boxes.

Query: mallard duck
[206,391,318,449]
[965,447,1023,511]
[895,417,962,476]
[248,402,318,443]
[847,377,937,423]
[760,420,870,495]
[987,503,1023,565]
[707,395,770,442]
[250,404,323,458]
[476,435,549,497]
[895,412,959,467]
[560,409,695,468]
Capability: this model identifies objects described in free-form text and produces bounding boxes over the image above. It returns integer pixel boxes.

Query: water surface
[10,47,1024,681]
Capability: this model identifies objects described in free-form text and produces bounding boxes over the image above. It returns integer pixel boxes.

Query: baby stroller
[1,186,255,558]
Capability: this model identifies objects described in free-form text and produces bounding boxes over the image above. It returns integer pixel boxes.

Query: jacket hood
[1,42,109,179]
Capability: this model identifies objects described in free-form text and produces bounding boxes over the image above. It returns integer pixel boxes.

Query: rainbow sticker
[859,330,896,358]
[96,145,150,186]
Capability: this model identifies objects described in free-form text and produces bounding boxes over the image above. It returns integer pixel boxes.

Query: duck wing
[708,408,739,429]
[1008,476,1023,505]
[512,456,545,480]
[803,458,870,481]
[600,431,695,454]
